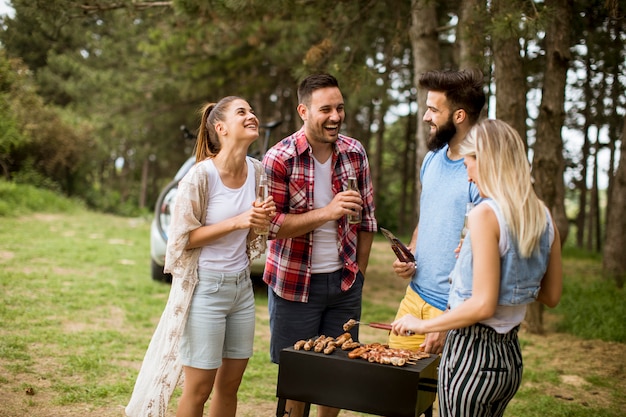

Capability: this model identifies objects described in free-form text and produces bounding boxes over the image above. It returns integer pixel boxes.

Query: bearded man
[388,69,486,353]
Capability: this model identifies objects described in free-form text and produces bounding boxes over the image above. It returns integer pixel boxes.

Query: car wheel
[155,179,179,242]
[151,259,172,283]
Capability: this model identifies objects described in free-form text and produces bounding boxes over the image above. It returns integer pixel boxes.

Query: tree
[491,0,528,143]
[603,114,626,288]
[458,0,487,70]
[1,0,624,238]
[528,0,573,334]
[567,0,626,252]
[0,56,25,179]
[0,50,93,194]
[409,0,440,221]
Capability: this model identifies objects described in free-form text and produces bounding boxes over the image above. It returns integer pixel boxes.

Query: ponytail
[194,103,221,162]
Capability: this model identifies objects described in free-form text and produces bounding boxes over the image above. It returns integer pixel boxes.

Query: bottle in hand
[254,173,269,235]
[347,168,361,225]
[460,202,474,240]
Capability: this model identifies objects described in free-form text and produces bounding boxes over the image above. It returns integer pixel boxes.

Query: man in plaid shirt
[262,73,377,417]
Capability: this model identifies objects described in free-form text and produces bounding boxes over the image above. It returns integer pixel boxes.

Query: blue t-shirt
[410,146,481,311]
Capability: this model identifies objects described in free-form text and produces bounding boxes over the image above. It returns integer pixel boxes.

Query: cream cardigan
[125,157,266,417]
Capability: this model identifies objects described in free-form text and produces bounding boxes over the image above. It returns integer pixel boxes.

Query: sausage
[314,335,326,345]
[323,344,336,355]
[342,319,357,331]
[335,332,352,345]
[389,357,407,366]
[341,341,360,350]
[348,346,367,359]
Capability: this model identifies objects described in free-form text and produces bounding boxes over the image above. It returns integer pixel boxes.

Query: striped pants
[438,323,523,417]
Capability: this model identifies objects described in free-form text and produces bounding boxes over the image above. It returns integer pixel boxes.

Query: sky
[0,1,13,18]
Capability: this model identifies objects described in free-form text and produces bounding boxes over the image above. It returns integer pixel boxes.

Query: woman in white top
[391,119,562,417]
[125,96,275,417]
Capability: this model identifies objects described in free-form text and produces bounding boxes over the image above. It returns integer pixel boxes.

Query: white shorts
[179,268,255,369]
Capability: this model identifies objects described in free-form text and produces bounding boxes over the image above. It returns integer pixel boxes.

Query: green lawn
[0,182,624,416]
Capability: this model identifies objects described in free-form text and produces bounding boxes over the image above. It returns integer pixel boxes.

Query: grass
[0,181,624,416]
[0,180,83,216]
[553,247,626,342]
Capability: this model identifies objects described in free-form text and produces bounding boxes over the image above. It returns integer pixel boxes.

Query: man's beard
[426,117,456,151]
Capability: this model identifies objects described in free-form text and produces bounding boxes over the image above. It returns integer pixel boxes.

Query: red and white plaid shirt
[262,128,377,302]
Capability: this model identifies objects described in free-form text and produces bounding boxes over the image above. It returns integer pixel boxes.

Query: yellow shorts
[388,286,445,350]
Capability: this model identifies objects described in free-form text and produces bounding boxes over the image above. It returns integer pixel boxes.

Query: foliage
[0,0,420,213]
[0,178,83,216]
[0,50,30,179]
[376,114,417,232]
[0,0,624,240]
[0,50,96,196]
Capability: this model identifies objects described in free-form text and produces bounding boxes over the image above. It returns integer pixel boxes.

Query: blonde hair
[460,119,547,257]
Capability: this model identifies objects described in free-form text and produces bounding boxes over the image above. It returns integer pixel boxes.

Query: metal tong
[353,321,415,336]
[380,227,415,263]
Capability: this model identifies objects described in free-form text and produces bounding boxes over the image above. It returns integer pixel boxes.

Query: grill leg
[275,398,311,417]
[276,398,286,417]
[421,404,433,417]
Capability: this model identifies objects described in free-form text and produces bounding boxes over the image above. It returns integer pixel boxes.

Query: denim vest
[448,200,553,309]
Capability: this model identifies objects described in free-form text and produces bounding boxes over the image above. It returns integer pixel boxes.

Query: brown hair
[297,73,340,107]
[418,68,486,125]
[194,96,241,162]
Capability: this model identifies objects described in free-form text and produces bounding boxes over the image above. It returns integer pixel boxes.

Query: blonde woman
[126,96,275,417]
[391,119,562,417]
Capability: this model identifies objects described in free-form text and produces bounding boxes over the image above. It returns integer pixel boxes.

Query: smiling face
[423,91,457,151]
[298,86,345,146]
[218,98,259,143]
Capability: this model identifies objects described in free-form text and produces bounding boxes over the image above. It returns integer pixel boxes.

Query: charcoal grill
[275,347,439,417]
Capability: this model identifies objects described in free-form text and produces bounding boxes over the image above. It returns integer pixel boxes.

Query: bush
[0,180,83,216]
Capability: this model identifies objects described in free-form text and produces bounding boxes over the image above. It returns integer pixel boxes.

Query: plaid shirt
[262,128,377,302]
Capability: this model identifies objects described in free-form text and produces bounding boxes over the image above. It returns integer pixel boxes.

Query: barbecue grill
[276,347,440,417]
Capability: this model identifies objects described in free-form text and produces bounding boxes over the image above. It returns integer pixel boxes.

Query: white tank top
[198,158,256,272]
[310,155,342,274]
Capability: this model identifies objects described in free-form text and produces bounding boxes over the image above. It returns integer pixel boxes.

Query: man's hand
[327,190,362,220]
[275,190,362,239]
[392,258,416,279]
[421,331,446,354]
